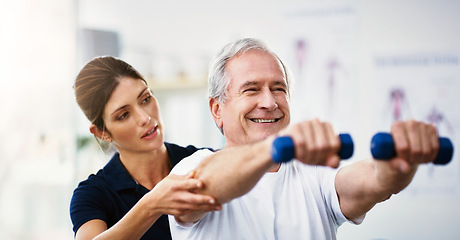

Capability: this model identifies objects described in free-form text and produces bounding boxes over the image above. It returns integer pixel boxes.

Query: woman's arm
[75,173,221,240]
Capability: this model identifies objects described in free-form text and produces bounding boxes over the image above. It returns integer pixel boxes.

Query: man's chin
[248,131,278,143]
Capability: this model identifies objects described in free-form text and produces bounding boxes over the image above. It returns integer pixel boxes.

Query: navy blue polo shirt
[70,142,203,239]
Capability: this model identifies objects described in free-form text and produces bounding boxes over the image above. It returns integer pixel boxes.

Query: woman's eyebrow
[137,87,149,99]
[111,87,149,117]
[111,105,128,117]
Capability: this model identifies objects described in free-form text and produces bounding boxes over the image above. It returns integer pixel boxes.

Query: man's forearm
[336,158,419,220]
[193,136,276,204]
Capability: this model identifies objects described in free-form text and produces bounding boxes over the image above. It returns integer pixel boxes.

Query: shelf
[147,77,207,91]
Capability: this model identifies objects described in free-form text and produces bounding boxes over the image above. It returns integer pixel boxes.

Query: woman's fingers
[156,174,221,215]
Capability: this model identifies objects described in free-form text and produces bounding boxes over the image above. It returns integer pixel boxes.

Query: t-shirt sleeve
[169,149,214,229]
[317,166,365,226]
[170,149,214,176]
[69,178,111,234]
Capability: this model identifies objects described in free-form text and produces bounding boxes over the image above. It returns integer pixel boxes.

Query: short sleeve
[168,149,215,230]
[317,166,365,226]
[170,149,214,176]
[69,178,111,234]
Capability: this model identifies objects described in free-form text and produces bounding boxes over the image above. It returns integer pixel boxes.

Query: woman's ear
[209,97,223,129]
[89,124,111,142]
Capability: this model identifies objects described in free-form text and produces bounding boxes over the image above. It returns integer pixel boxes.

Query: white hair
[208,38,292,103]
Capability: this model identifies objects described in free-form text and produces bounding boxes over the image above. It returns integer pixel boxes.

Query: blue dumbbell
[371,132,454,165]
[271,133,354,163]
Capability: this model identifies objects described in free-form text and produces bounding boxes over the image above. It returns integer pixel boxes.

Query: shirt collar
[102,152,138,192]
[100,142,185,192]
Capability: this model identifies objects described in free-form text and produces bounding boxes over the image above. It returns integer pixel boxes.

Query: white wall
[0,0,77,239]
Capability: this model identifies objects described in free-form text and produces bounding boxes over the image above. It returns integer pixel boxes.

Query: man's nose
[259,90,278,111]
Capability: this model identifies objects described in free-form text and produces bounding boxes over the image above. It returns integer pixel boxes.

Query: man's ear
[89,124,111,142]
[209,97,223,129]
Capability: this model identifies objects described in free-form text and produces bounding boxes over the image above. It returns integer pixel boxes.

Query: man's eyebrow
[272,80,288,88]
[239,81,259,90]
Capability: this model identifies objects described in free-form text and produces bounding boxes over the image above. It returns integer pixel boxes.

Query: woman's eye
[142,95,151,104]
[117,112,128,121]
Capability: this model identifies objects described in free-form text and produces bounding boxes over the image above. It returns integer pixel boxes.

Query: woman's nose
[138,110,151,126]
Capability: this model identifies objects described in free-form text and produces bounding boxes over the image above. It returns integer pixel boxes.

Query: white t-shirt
[169,149,361,240]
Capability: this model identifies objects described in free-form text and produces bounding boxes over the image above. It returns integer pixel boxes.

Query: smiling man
[210,45,290,147]
[168,38,440,240]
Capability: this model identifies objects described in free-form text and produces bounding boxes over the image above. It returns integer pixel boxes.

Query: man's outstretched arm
[175,119,342,223]
[335,120,439,220]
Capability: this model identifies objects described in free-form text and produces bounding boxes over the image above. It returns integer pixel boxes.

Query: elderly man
[168,38,440,239]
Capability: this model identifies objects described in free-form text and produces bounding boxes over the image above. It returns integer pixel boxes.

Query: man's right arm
[175,119,341,223]
[175,136,276,223]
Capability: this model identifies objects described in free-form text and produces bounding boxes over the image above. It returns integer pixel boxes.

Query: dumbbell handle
[271,133,354,163]
[371,132,454,165]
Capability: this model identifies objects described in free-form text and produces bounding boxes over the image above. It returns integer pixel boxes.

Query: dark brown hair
[74,56,147,131]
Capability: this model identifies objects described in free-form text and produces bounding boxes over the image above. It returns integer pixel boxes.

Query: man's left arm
[335,120,440,220]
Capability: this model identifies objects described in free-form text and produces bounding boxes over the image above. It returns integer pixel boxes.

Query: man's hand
[384,120,439,173]
[371,120,440,197]
[280,118,341,168]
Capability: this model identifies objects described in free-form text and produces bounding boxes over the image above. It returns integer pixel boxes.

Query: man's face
[211,50,290,147]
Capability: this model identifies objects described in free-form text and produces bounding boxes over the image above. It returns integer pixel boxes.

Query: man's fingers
[419,122,436,163]
[390,120,440,166]
[311,119,326,164]
[391,121,410,161]
[325,155,340,168]
[407,120,422,163]
[428,125,440,163]
[301,121,315,162]
[288,119,341,166]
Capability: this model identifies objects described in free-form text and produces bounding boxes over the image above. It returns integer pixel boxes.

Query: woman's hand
[144,171,222,216]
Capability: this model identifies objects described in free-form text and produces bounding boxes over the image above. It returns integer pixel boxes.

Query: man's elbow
[175,211,208,224]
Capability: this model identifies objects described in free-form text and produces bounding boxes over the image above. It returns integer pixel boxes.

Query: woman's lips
[142,125,158,139]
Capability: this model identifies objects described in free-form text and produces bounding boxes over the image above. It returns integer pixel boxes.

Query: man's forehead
[230,49,279,66]
[227,51,285,81]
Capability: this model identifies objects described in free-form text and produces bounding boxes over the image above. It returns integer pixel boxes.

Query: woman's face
[102,77,164,154]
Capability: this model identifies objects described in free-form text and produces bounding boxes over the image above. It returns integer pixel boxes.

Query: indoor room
[1,0,459,239]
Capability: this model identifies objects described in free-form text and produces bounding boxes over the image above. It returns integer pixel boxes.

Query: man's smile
[250,118,281,123]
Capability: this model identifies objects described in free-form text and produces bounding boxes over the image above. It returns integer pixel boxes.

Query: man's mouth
[250,118,281,123]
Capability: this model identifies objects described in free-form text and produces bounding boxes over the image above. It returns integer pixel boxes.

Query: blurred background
[0,0,459,239]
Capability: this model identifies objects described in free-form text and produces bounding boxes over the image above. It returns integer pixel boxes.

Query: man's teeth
[252,119,276,123]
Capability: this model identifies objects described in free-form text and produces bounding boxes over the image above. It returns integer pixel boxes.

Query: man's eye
[275,88,287,93]
[244,88,257,93]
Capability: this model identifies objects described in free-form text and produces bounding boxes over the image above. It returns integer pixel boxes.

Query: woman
[70,56,220,240]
